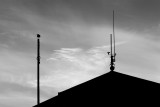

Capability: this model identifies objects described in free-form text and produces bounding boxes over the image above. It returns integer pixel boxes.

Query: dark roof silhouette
[33,71,160,106]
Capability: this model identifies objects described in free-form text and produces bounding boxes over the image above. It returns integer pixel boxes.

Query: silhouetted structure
[33,71,160,107]
[108,10,116,71]
[37,34,41,105]
[109,34,116,71]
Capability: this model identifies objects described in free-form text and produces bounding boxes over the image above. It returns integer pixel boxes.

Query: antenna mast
[108,10,116,71]
[110,34,112,57]
[113,10,116,61]
[37,34,40,105]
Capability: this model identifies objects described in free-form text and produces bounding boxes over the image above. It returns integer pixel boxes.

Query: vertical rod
[110,34,112,57]
[37,34,40,105]
[113,10,116,57]
[113,10,114,38]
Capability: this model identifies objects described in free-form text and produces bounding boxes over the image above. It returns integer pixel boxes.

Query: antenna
[108,10,116,71]
[37,34,40,105]
[113,10,116,62]
[110,34,112,56]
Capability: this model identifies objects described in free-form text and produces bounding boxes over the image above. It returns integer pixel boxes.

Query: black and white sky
[0,0,160,107]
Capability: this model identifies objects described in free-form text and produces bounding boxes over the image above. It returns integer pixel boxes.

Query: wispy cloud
[29,45,111,91]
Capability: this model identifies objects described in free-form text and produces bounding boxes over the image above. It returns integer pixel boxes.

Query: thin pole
[113,10,116,58]
[110,34,112,57]
[37,34,40,105]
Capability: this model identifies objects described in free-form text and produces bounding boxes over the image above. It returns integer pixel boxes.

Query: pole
[113,10,116,59]
[110,34,112,57]
[37,34,40,105]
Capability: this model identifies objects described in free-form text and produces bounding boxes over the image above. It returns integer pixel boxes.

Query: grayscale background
[0,0,160,106]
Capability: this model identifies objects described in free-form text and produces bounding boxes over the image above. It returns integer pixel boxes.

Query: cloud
[29,45,110,92]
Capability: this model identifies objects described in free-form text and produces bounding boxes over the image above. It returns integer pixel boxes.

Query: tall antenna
[108,10,116,71]
[113,10,116,62]
[37,34,40,105]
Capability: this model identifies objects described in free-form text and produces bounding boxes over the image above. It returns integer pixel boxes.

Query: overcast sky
[0,0,160,107]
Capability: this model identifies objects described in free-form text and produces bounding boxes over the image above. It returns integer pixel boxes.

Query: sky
[0,0,160,106]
